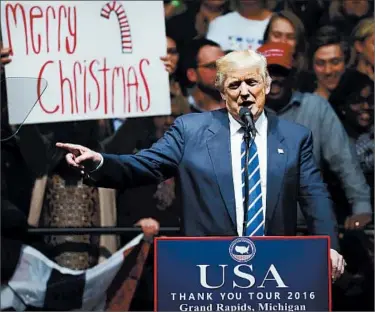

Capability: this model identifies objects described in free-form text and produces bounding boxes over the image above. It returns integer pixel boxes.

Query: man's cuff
[90,154,104,173]
[352,202,372,215]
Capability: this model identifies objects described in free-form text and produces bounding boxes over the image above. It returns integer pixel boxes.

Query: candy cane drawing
[101,1,133,53]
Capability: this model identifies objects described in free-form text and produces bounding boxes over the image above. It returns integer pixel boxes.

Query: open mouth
[240,101,254,107]
[359,112,370,121]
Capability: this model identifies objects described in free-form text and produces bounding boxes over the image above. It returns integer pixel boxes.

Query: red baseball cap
[257,42,293,70]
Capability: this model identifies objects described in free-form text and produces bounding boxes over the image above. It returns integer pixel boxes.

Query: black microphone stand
[242,126,252,236]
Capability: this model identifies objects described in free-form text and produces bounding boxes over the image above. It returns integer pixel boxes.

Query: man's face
[221,65,268,120]
[267,65,291,100]
[313,44,345,92]
[194,45,225,89]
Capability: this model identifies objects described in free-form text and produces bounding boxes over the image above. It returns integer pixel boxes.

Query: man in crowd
[182,38,226,112]
[309,25,347,100]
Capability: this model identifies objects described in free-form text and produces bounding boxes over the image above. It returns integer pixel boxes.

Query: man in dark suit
[57,49,345,280]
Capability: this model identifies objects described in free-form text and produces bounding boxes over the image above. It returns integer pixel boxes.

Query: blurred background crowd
[1,0,374,311]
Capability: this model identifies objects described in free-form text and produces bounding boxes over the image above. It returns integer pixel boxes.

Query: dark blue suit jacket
[92,109,339,249]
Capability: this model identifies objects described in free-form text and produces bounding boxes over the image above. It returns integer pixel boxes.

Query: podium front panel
[154,236,331,312]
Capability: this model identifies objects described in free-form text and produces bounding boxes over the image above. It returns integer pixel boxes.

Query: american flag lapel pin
[278,148,284,154]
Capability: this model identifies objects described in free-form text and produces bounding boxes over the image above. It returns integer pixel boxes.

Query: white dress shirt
[228,111,268,236]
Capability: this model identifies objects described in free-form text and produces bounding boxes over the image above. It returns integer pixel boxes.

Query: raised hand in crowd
[135,218,160,237]
[0,46,12,68]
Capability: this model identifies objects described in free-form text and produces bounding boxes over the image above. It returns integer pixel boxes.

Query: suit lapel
[206,110,237,227]
[265,113,286,231]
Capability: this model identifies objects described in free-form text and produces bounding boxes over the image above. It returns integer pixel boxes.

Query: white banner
[1,1,170,124]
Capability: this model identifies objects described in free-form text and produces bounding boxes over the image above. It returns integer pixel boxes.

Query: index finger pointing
[56,142,84,153]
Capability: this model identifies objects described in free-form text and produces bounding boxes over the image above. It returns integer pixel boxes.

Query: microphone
[239,107,256,138]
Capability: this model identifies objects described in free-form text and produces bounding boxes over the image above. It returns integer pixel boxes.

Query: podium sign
[154,236,331,311]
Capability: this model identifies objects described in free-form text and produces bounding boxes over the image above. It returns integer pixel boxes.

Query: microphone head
[239,107,256,137]
[239,107,252,122]
[239,107,250,119]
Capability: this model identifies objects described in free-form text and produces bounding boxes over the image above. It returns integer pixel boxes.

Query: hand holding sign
[135,218,160,238]
[1,46,12,67]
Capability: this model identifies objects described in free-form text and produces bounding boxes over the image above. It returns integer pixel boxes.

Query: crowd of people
[1,0,374,311]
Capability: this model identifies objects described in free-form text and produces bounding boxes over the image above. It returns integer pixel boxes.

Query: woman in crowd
[348,18,374,81]
[262,10,315,92]
[162,34,189,103]
[263,10,308,73]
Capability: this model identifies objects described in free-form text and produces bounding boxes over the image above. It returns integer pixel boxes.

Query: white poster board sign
[1,1,170,124]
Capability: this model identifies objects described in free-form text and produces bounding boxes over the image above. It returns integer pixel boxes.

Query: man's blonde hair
[349,18,375,67]
[215,50,272,92]
[352,17,374,42]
